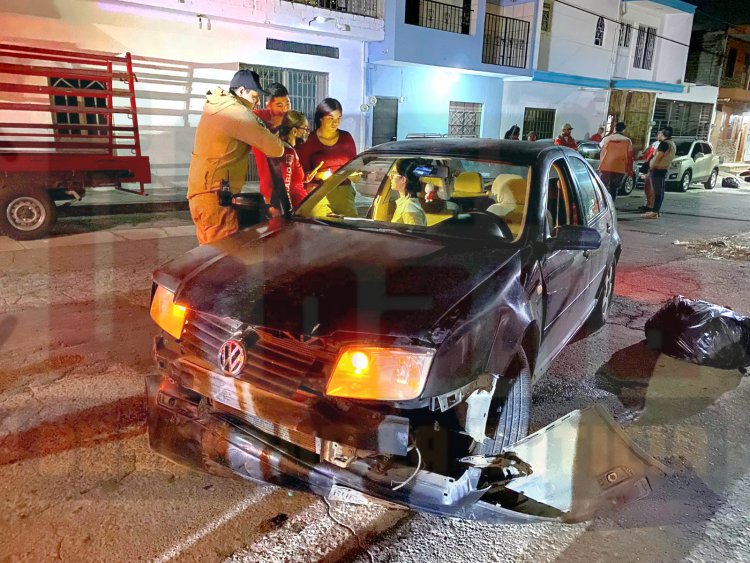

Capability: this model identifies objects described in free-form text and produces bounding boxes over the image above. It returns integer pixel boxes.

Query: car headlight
[670,161,681,169]
[150,285,187,339]
[326,346,435,401]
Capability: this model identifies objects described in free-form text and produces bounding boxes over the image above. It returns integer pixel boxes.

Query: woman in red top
[268,111,310,214]
[296,98,357,191]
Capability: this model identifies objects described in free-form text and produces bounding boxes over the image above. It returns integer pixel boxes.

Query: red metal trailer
[0,43,151,240]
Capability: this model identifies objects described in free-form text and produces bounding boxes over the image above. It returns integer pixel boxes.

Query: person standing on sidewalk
[187,69,284,244]
[590,127,605,142]
[598,122,633,201]
[253,82,292,207]
[642,127,677,219]
[268,111,311,215]
[554,123,578,150]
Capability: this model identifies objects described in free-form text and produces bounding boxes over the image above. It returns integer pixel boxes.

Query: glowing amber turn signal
[326,346,435,401]
[150,285,187,339]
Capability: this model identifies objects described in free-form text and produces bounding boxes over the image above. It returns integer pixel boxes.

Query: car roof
[364,138,559,166]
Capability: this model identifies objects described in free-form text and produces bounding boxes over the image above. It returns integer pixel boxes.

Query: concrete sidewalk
[0,224,197,253]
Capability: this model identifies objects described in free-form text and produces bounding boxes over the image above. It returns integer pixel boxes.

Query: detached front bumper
[147,364,671,523]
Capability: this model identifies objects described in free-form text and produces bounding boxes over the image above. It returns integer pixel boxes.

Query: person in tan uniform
[187,69,284,244]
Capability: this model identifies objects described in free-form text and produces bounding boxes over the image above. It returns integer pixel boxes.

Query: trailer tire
[0,188,57,240]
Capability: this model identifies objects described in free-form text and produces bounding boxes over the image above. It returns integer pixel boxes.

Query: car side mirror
[694,152,705,160]
[547,225,601,252]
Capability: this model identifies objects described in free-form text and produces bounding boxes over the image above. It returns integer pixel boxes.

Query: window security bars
[49,78,109,137]
[523,107,556,140]
[541,1,552,33]
[405,0,472,35]
[633,25,657,70]
[449,101,482,137]
[283,0,380,18]
[239,64,328,181]
[618,22,632,48]
[594,16,605,46]
[483,13,530,68]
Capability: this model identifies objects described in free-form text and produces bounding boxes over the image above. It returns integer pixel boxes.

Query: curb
[57,200,189,217]
[0,225,196,253]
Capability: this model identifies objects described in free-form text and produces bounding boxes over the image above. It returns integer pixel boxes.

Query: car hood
[155,219,520,340]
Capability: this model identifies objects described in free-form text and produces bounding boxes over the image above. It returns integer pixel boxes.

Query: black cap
[615,121,627,132]
[229,69,268,95]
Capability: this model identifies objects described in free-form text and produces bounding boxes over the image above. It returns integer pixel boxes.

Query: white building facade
[0,0,384,188]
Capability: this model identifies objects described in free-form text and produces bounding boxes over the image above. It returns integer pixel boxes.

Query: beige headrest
[491,174,527,206]
[452,171,484,198]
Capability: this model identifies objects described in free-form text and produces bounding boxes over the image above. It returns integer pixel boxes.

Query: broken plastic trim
[147,374,669,522]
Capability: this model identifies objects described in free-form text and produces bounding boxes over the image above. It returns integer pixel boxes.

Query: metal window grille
[482,13,530,68]
[239,64,328,181]
[49,78,108,137]
[618,22,632,48]
[651,99,713,142]
[282,0,380,18]
[405,0,472,35]
[523,107,556,140]
[541,1,552,33]
[448,101,482,137]
[633,25,657,70]
[594,16,605,46]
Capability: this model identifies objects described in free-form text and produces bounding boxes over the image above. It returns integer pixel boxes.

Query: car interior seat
[451,171,493,212]
[419,176,457,226]
[486,174,527,236]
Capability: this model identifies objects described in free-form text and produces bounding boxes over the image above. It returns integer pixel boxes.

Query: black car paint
[149,139,622,517]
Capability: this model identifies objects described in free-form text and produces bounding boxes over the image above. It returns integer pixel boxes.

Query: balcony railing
[405,0,472,35]
[482,13,530,69]
[285,0,380,19]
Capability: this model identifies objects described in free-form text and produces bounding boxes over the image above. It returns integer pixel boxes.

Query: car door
[538,158,592,361]
[690,141,709,181]
[701,143,717,179]
[565,155,612,305]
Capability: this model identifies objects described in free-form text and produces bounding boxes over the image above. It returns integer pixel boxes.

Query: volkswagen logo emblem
[218,339,246,376]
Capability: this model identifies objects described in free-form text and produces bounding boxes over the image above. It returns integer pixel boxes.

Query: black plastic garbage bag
[722,176,741,189]
[645,295,750,370]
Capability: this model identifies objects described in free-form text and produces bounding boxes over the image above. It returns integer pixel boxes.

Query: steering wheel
[466,211,514,240]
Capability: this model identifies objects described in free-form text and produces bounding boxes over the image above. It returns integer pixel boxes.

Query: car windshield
[294,155,531,241]
[675,141,693,156]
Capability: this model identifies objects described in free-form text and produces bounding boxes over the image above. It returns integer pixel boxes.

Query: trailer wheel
[0,188,57,240]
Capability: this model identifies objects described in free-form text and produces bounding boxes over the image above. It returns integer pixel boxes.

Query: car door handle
[606,223,611,233]
[583,250,591,259]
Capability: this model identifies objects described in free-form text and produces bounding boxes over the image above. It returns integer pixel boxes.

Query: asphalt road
[1,185,750,562]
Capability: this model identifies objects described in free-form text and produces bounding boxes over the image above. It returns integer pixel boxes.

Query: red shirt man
[554,123,578,150]
[252,83,291,203]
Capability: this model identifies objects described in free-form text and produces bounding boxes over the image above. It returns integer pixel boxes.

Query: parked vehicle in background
[577,141,636,196]
[663,139,720,192]
[0,43,151,240]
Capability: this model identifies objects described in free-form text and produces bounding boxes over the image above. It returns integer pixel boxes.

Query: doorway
[372,97,399,147]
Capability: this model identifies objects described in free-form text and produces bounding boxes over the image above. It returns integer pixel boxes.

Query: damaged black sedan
[148,139,667,522]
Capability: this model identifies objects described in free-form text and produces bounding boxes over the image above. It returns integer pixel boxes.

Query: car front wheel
[619,174,634,196]
[678,170,692,192]
[704,169,718,190]
[0,187,57,240]
[476,347,532,456]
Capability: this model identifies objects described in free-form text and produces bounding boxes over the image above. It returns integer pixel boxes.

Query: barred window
[523,107,556,140]
[618,22,632,48]
[633,25,657,70]
[50,78,108,137]
[541,1,553,33]
[449,101,482,137]
[594,17,605,46]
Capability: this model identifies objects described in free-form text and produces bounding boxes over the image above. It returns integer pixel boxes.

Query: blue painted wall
[367,64,504,142]
[368,0,536,76]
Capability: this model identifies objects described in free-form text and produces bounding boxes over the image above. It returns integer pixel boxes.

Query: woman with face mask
[268,111,311,215]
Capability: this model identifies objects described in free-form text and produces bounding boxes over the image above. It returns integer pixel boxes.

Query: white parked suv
[665,139,720,192]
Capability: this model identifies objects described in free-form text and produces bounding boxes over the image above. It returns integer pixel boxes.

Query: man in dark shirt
[642,127,676,219]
